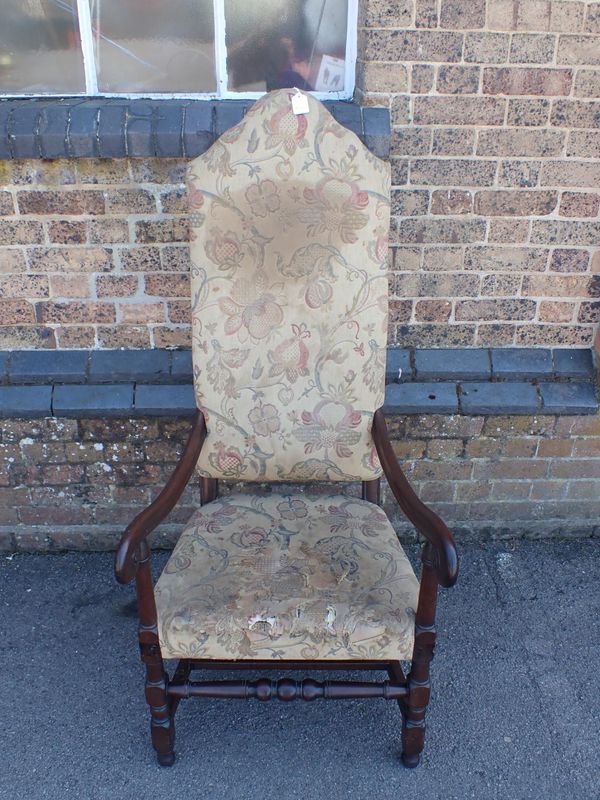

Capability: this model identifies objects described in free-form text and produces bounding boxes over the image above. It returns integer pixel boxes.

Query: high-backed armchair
[115,89,458,768]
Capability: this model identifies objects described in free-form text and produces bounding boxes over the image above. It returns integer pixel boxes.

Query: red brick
[551,100,600,128]
[0,249,26,274]
[391,189,429,216]
[55,326,95,348]
[363,30,464,62]
[507,98,551,126]
[440,0,486,28]
[483,67,572,95]
[47,220,87,244]
[414,96,506,125]
[431,190,473,215]
[360,0,414,27]
[0,299,35,323]
[0,274,49,299]
[166,301,192,324]
[411,64,435,93]
[410,159,496,186]
[153,326,192,348]
[97,325,151,348]
[539,301,576,322]
[522,274,591,296]
[477,129,564,157]
[96,275,139,297]
[135,220,190,243]
[105,189,157,214]
[415,0,438,27]
[488,219,530,243]
[0,221,44,245]
[557,34,600,65]
[38,301,116,324]
[49,274,91,298]
[415,299,452,322]
[455,299,536,321]
[17,190,105,215]
[474,190,557,216]
[88,218,130,244]
[27,247,113,273]
[550,249,590,273]
[464,32,510,62]
[119,302,165,324]
[0,191,15,215]
[559,192,600,218]
[437,65,480,94]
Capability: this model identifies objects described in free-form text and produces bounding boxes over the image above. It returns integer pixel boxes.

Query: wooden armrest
[372,409,458,588]
[114,410,207,585]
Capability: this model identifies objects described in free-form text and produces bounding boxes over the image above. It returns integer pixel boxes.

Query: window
[0,0,356,99]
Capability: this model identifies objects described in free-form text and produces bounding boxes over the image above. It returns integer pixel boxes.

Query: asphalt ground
[1,540,599,800]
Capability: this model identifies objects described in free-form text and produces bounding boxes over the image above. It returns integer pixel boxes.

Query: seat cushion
[155,493,419,661]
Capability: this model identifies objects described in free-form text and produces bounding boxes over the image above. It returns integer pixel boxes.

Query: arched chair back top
[187,88,391,482]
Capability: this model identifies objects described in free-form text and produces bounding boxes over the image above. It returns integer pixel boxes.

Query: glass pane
[90,0,216,93]
[225,0,348,93]
[0,0,85,94]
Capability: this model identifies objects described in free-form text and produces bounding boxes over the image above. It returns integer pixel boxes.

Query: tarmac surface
[2,540,599,800]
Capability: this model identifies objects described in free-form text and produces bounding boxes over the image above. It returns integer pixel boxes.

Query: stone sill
[0,98,391,160]
[0,347,597,418]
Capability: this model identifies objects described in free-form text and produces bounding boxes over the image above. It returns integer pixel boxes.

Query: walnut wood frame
[115,407,458,769]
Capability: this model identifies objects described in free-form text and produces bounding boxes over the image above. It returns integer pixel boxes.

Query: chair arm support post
[114,410,207,584]
[371,409,459,588]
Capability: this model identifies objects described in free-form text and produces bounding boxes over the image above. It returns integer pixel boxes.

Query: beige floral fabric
[155,493,419,661]
[187,89,391,482]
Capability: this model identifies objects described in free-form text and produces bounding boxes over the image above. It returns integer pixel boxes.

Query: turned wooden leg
[136,543,176,766]
[401,544,438,768]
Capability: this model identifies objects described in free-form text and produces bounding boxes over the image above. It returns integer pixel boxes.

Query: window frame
[0,0,358,101]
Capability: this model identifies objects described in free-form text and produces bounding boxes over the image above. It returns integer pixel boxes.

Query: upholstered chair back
[187,89,391,482]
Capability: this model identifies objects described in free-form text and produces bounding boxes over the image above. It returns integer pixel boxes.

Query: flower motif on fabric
[219,271,284,341]
[293,401,362,460]
[276,498,308,520]
[208,442,247,478]
[267,323,310,384]
[205,228,245,272]
[245,179,281,218]
[248,403,281,437]
[300,174,370,244]
[263,102,309,155]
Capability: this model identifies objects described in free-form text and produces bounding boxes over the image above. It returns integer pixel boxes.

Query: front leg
[136,543,176,766]
[402,544,438,768]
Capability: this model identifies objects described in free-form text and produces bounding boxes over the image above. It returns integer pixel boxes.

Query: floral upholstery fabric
[187,89,391,482]
[155,493,419,661]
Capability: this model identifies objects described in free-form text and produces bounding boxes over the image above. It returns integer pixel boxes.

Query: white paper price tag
[291,90,309,115]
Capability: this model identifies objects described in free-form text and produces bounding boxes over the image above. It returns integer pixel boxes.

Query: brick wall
[356,0,600,348]
[1,412,598,552]
[0,2,597,351]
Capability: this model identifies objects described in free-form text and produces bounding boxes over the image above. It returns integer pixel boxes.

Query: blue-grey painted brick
[38,104,69,159]
[10,106,40,158]
[183,102,214,157]
[460,382,540,414]
[170,349,193,381]
[68,103,98,157]
[134,384,196,416]
[327,102,361,134]
[9,350,88,384]
[415,348,491,381]
[553,348,595,379]
[0,102,16,159]
[0,352,10,384]
[539,382,598,414]
[98,105,126,157]
[0,386,52,418]
[386,349,412,383]
[491,348,553,379]
[362,107,391,159]
[89,349,170,383]
[53,384,134,417]
[383,382,458,414]
[156,104,183,157]
[215,101,248,135]
[126,103,154,156]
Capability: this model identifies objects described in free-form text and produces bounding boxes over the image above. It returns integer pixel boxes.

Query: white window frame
[1,0,357,101]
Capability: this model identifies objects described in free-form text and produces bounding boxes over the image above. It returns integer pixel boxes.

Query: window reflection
[225,0,348,92]
[90,0,216,93]
[0,0,85,94]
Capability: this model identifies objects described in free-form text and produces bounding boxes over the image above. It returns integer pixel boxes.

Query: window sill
[0,97,391,160]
